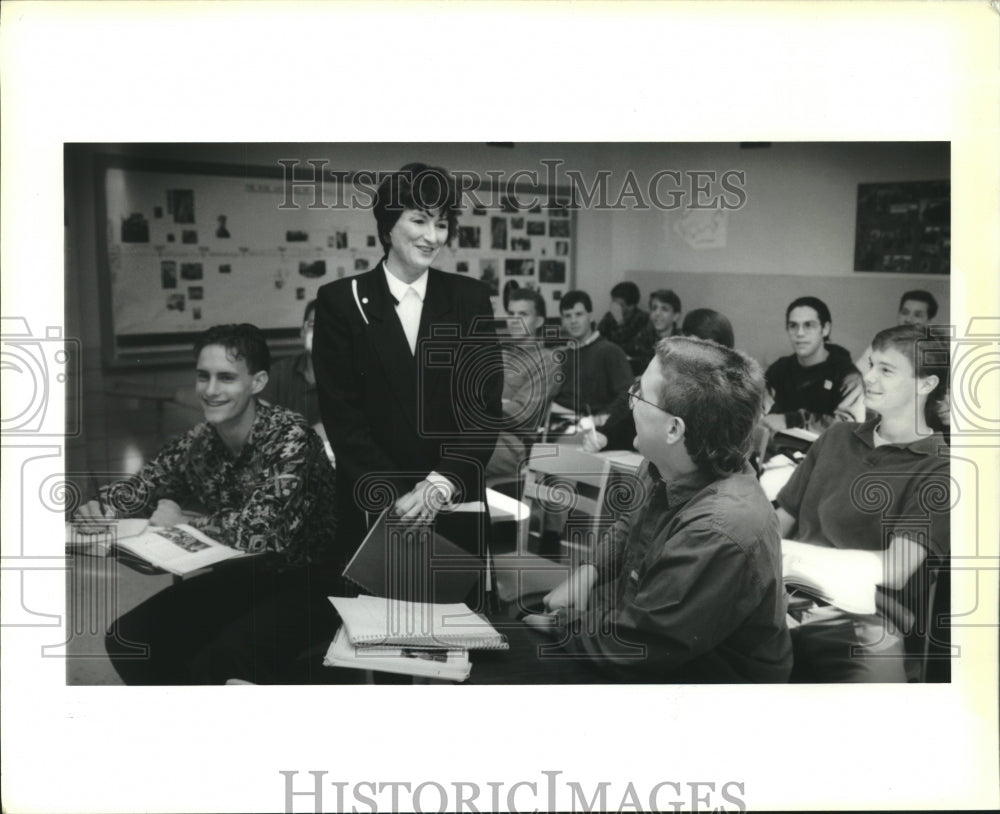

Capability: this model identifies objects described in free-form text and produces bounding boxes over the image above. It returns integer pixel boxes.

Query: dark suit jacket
[313,263,503,559]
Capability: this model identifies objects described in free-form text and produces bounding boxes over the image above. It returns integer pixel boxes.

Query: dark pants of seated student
[105,559,350,685]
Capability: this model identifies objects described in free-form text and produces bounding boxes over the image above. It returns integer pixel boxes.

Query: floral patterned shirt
[101,401,336,566]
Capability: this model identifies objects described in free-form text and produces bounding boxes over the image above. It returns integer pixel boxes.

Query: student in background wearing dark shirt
[553,289,633,422]
[525,337,792,683]
[632,288,682,373]
[260,299,334,462]
[763,295,864,434]
[596,281,652,363]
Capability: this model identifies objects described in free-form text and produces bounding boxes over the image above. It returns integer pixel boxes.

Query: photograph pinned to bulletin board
[96,154,576,367]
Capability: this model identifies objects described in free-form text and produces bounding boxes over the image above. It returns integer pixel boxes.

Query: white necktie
[398,287,422,355]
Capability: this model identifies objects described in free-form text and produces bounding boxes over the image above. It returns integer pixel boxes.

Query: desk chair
[786,556,950,683]
[492,445,617,607]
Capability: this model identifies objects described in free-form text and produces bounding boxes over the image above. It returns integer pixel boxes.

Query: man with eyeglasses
[525,337,792,682]
[762,295,864,434]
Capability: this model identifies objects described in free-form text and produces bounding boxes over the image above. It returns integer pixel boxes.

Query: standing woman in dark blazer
[313,163,503,569]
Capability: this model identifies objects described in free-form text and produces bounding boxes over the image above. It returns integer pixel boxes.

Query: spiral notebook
[329,595,508,650]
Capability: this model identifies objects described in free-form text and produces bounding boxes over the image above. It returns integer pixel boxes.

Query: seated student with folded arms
[763,296,864,435]
[526,337,792,682]
[776,324,950,682]
[75,323,340,684]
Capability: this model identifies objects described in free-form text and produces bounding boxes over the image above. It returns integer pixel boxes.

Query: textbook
[66,520,249,576]
[782,539,881,615]
[323,627,472,682]
[329,595,508,650]
[343,509,483,604]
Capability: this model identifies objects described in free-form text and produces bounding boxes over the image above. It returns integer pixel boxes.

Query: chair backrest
[518,444,614,557]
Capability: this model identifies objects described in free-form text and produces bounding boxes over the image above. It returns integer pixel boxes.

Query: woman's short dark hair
[610,281,641,307]
[193,323,270,374]
[372,163,460,255]
[654,336,764,476]
[681,308,734,349]
[559,290,593,314]
[872,324,950,431]
[785,295,832,327]
[649,288,681,313]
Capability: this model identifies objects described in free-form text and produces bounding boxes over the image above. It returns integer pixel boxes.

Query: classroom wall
[64,142,950,475]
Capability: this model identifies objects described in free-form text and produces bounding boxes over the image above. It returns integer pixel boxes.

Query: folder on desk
[343,509,483,604]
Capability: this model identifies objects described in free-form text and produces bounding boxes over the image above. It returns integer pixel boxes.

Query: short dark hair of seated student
[508,286,547,321]
[650,288,681,315]
[681,307,734,349]
[559,289,593,314]
[775,323,951,682]
[609,280,641,307]
[77,322,342,685]
[785,294,831,328]
[898,289,939,324]
[525,336,792,683]
[372,162,461,254]
[193,321,271,375]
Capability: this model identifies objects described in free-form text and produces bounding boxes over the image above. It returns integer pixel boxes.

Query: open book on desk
[323,627,472,682]
[329,595,508,650]
[782,539,881,615]
[66,520,252,576]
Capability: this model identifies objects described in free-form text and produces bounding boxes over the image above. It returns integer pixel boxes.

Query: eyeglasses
[628,380,671,414]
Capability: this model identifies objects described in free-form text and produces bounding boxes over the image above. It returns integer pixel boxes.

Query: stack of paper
[323,595,508,682]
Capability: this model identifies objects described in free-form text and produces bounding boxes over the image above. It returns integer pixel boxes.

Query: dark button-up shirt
[101,401,337,566]
[559,461,792,682]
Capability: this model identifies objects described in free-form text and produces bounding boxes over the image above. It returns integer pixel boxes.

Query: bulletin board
[95,154,576,367]
[853,180,950,274]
